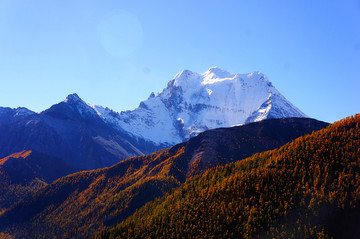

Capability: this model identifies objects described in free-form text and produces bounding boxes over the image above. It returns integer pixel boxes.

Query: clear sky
[0,0,359,123]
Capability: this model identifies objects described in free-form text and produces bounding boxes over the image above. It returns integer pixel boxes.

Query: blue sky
[0,0,359,123]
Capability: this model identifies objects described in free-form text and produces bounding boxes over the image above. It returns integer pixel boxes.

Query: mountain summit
[91,67,307,146]
[0,68,308,171]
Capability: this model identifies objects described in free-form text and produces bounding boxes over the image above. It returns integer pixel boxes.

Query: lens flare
[98,10,143,58]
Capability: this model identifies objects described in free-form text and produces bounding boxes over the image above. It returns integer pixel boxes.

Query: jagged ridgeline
[0,68,307,172]
[97,114,360,239]
[93,67,307,146]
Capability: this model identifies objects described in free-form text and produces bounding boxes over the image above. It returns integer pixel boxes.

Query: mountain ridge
[0,117,328,238]
[0,97,145,170]
[0,67,308,171]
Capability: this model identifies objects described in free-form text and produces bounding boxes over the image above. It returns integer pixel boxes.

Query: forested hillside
[98,114,360,239]
[0,150,73,211]
[0,118,325,238]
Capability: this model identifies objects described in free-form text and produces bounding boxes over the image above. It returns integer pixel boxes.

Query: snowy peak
[171,67,235,88]
[203,67,234,80]
[39,68,307,149]
[14,107,34,117]
[0,107,35,124]
[63,93,93,114]
[64,93,84,105]
[0,106,34,116]
[43,93,101,121]
[171,69,200,89]
[170,68,272,91]
[91,67,307,146]
[63,93,94,115]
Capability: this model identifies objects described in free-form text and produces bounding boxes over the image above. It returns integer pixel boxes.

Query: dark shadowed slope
[98,114,360,239]
[0,118,327,238]
[0,94,147,171]
[183,117,328,177]
[0,150,73,211]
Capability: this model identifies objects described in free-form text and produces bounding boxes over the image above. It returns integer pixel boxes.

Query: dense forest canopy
[97,114,360,239]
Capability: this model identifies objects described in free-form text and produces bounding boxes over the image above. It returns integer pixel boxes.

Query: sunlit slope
[99,114,360,239]
[0,118,326,238]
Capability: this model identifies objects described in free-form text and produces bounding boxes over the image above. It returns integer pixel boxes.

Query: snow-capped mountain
[0,67,307,170]
[90,67,307,146]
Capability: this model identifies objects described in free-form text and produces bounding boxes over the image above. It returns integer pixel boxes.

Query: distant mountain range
[0,67,307,171]
[0,118,328,238]
[0,97,144,170]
